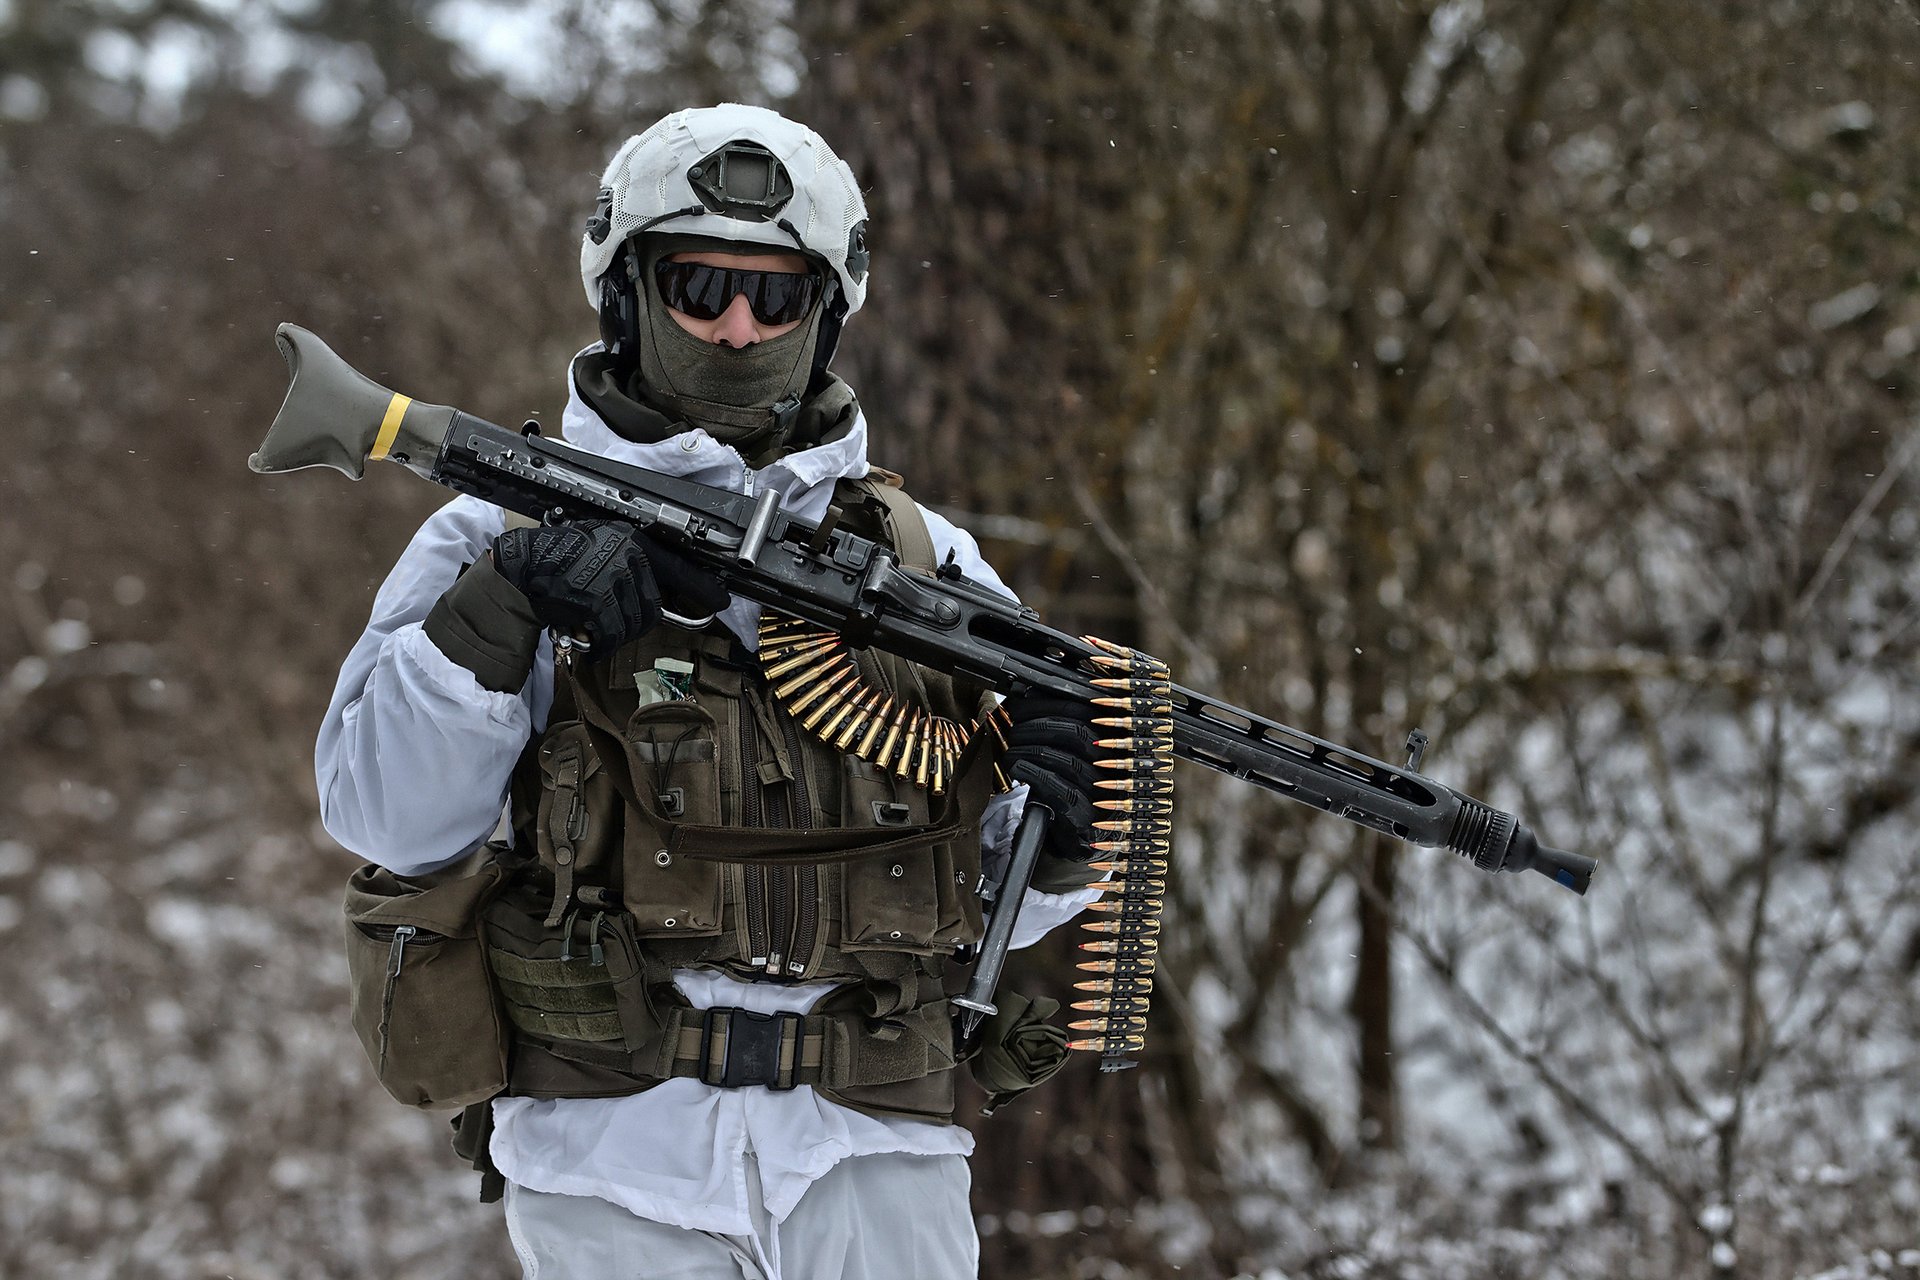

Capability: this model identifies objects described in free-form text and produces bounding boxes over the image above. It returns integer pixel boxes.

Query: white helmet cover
[580,104,869,316]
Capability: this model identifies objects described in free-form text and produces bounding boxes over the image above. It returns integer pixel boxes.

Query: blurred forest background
[4,0,1920,1277]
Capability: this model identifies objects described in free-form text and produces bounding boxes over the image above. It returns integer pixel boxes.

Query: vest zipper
[766,890,790,974]
[739,703,770,969]
[778,713,819,978]
[737,658,820,979]
[744,867,770,969]
[763,732,791,975]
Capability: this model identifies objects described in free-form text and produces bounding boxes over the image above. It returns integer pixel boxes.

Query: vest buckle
[700,1007,803,1091]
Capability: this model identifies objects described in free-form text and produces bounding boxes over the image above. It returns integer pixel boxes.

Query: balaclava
[624,233,823,463]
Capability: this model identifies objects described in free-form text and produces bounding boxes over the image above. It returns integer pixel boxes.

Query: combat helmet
[582,104,870,406]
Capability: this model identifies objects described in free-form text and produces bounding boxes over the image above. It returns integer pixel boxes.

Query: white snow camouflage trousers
[504,1151,979,1280]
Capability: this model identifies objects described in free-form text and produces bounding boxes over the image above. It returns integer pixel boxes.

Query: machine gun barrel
[251,324,1595,896]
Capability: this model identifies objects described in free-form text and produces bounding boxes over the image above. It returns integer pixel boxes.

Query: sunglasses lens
[745,271,822,325]
[654,261,724,320]
[654,261,822,326]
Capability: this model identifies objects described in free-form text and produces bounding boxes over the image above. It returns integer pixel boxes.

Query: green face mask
[630,236,825,464]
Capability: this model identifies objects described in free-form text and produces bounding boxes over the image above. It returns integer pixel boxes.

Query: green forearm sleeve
[422,555,544,694]
[1029,851,1104,894]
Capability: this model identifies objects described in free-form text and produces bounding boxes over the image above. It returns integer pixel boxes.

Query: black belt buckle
[702,1007,802,1090]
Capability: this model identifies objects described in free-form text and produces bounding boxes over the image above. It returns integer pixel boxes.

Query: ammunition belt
[757,613,970,793]
[1069,637,1174,1071]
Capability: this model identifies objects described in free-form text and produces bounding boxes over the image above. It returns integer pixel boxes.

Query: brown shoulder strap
[847,475,937,574]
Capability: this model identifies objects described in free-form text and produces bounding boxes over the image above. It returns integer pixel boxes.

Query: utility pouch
[838,751,986,956]
[533,721,618,927]
[620,697,727,937]
[967,989,1070,1116]
[839,756,940,952]
[562,652,728,939]
[343,851,508,1110]
[482,881,667,1066]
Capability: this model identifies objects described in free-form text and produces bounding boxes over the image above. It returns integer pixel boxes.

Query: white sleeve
[921,503,1100,948]
[980,783,1105,949]
[315,497,556,875]
[918,505,1016,602]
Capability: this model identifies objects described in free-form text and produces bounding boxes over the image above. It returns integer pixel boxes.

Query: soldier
[318,104,1104,1279]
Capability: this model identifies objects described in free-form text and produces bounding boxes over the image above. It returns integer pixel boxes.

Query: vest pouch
[483,880,676,1100]
[811,977,962,1124]
[838,757,951,953]
[928,829,986,951]
[534,722,617,915]
[594,909,670,1058]
[482,882,632,1062]
[621,699,726,937]
[344,855,508,1110]
[929,735,994,949]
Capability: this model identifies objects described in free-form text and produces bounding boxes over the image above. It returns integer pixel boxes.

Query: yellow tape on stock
[370,393,412,461]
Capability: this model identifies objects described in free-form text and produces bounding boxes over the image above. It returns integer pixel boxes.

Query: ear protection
[597,243,641,366]
[811,288,847,385]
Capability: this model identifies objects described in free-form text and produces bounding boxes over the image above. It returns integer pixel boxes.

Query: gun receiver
[253,324,1596,896]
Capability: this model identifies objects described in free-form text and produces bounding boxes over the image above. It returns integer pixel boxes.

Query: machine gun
[252,325,1596,1069]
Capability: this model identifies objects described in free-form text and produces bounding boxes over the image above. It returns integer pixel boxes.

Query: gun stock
[249,324,457,481]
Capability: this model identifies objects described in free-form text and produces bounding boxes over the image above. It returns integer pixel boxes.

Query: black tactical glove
[491,519,729,657]
[1002,693,1101,864]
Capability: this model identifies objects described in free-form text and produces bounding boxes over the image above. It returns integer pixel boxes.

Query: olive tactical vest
[481,477,999,1123]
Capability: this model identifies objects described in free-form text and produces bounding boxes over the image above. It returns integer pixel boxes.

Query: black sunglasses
[653,259,823,327]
